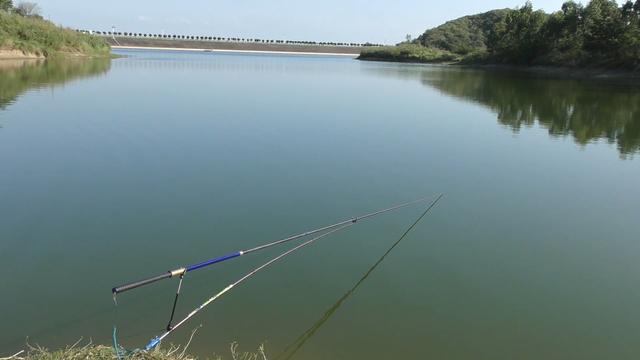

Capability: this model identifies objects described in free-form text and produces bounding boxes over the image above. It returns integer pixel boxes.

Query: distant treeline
[78,30,384,48]
[361,0,640,70]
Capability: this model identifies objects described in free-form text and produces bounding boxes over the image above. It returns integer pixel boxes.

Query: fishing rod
[112,196,435,296]
[143,194,443,351]
[144,224,353,351]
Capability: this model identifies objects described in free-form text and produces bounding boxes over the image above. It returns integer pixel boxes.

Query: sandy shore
[111,45,359,57]
[0,49,43,60]
[0,58,43,70]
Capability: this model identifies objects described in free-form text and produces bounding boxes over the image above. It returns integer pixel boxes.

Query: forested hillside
[415,9,509,55]
[360,0,640,70]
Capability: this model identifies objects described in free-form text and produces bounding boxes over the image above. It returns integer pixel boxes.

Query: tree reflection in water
[0,57,111,111]
[366,64,640,158]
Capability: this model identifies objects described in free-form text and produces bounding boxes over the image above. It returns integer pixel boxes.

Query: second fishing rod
[142,194,443,351]
[112,195,436,296]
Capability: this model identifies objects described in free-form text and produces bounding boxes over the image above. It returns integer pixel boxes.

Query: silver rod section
[242,195,434,254]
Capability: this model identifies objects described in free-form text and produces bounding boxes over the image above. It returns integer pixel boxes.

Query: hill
[0,10,109,58]
[415,9,509,55]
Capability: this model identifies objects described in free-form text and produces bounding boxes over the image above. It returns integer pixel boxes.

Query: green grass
[358,44,459,63]
[0,11,109,57]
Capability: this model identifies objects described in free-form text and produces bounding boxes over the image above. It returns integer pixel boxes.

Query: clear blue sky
[37,0,569,44]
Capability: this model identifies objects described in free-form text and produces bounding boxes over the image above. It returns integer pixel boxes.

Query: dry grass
[1,340,267,360]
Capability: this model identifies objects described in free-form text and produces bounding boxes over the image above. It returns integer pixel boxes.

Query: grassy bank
[14,345,191,360]
[358,44,458,63]
[9,342,267,360]
[0,11,110,58]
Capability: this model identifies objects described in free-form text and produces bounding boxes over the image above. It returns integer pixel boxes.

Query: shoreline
[357,56,455,65]
[456,63,640,83]
[0,49,117,61]
[358,57,640,83]
[111,45,359,57]
[0,49,44,60]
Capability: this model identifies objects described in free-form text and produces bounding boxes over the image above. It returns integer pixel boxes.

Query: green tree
[0,0,12,11]
[620,0,640,68]
[366,0,640,70]
[488,2,549,64]
[542,1,585,65]
[582,0,625,61]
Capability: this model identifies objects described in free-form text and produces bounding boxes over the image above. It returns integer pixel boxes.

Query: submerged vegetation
[360,0,640,71]
[0,6,109,57]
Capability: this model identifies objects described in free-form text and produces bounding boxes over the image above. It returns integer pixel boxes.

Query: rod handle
[112,268,185,295]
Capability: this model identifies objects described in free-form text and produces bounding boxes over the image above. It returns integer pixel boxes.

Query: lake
[1,50,639,359]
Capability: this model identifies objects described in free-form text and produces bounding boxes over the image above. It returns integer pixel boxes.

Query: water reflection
[366,64,640,157]
[0,57,111,111]
[113,50,355,75]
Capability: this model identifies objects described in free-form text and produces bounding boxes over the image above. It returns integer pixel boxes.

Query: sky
[36,0,570,44]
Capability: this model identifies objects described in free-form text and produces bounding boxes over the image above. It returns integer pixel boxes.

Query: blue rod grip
[186,251,242,272]
[145,336,161,351]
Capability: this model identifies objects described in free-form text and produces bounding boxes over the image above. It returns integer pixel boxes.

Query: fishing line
[276,193,443,359]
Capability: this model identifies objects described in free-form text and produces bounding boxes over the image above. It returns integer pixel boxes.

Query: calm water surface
[1,50,639,359]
